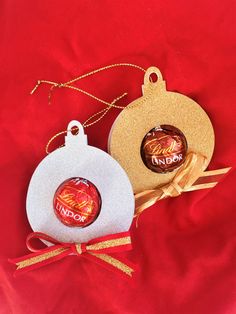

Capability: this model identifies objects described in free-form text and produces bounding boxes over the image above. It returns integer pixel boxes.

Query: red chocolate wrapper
[141,125,188,173]
[53,177,101,227]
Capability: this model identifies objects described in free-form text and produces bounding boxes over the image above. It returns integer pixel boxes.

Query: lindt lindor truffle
[141,125,188,173]
[108,66,215,193]
[53,177,101,227]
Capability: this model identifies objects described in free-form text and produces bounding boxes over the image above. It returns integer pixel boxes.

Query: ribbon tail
[9,245,70,276]
[86,233,132,254]
[135,189,164,217]
[85,252,136,278]
[185,167,232,192]
[200,167,231,177]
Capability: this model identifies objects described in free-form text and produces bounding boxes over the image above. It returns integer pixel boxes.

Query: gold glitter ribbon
[9,232,135,278]
[135,152,231,218]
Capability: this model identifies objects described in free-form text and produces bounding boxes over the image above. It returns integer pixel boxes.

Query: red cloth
[1,1,236,313]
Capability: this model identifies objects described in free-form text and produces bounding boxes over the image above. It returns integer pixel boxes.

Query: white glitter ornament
[26,120,134,243]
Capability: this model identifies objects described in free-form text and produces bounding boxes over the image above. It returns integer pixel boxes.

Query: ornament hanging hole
[71,126,79,135]
[149,72,158,83]
[144,67,163,85]
[65,120,88,146]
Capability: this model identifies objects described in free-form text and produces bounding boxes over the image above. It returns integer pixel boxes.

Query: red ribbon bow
[9,232,136,278]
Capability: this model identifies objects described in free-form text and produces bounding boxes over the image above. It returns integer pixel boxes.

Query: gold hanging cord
[30,63,146,154]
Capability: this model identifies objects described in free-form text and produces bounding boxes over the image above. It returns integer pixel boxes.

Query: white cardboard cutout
[26,120,134,243]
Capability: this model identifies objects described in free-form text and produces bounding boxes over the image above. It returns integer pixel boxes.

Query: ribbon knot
[161,181,183,197]
[74,243,87,255]
[9,232,136,278]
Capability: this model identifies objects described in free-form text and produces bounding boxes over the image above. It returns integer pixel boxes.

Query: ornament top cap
[142,66,166,95]
[65,120,88,148]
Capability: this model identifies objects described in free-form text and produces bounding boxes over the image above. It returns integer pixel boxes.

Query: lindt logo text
[59,191,91,211]
[146,140,176,155]
[151,153,183,166]
[55,201,87,222]
[146,139,183,166]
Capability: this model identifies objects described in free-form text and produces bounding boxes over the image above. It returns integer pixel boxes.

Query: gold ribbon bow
[135,152,231,218]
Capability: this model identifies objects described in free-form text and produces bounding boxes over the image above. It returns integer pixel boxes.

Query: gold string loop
[30,63,146,106]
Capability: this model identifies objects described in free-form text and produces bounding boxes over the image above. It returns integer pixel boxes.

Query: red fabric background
[1,1,236,313]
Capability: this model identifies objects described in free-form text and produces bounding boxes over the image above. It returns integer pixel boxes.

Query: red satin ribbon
[9,232,136,278]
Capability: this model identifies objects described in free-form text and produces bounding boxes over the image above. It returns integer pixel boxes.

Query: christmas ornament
[10,120,136,277]
[53,177,102,227]
[108,66,231,216]
[26,120,134,243]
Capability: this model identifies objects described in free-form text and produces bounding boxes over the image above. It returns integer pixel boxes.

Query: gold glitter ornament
[108,66,215,194]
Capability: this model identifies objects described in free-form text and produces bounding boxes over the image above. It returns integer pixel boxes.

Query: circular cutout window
[141,125,188,173]
[53,177,101,228]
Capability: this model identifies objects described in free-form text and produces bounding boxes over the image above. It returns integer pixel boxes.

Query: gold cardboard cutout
[108,67,215,194]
